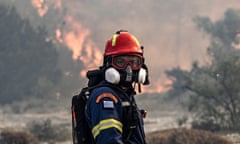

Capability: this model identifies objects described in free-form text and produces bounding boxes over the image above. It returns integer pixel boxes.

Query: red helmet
[104,31,143,57]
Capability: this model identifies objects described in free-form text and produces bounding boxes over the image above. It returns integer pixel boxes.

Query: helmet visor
[112,55,142,70]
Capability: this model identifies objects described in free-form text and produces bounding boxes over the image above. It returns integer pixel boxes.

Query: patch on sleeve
[103,100,114,108]
[96,93,118,103]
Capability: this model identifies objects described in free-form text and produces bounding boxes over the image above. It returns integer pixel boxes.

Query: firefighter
[85,30,150,144]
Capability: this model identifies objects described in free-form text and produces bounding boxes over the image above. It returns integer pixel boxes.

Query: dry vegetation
[146,128,234,144]
[0,128,38,144]
[0,118,71,144]
[0,123,238,144]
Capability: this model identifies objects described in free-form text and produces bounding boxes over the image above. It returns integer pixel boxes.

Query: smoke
[2,0,240,93]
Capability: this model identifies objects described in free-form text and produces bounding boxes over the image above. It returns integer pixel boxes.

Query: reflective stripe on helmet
[112,34,118,46]
[92,118,123,139]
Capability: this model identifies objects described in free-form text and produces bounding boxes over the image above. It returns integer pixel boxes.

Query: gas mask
[103,53,150,89]
[105,65,147,85]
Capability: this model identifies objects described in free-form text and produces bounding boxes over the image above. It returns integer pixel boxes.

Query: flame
[31,0,102,77]
[31,0,172,94]
[31,0,48,17]
[57,16,102,75]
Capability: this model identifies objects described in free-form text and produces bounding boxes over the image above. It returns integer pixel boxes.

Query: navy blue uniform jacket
[85,85,146,144]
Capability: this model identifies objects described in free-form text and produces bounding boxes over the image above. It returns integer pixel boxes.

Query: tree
[0,5,61,104]
[166,9,240,131]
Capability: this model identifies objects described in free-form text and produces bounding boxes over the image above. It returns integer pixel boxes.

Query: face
[112,54,142,70]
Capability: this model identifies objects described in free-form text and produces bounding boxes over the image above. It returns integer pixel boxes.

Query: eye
[131,57,141,66]
[114,57,125,66]
[132,60,139,66]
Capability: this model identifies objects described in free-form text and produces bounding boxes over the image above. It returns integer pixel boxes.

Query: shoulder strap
[72,88,94,144]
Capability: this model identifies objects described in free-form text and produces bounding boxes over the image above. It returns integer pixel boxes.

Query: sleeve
[86,87,124,144]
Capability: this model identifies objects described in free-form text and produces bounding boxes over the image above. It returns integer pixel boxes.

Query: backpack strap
[71,87,94,144]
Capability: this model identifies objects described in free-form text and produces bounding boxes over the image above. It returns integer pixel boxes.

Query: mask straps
[138,83,142,93]
[133,78,142,93]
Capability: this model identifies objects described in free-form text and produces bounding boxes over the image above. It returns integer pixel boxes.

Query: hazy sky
[2,0,240,92]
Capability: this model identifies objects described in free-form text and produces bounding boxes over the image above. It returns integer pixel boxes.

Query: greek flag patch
[103,100,114,108]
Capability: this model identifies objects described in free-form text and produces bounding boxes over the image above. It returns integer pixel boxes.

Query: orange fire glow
[31,0,48,17]
[31,0,172,94]
[57,16,103,76]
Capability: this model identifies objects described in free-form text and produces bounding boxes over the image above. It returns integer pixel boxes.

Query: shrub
[191,119,221,132]
[146,128,234,144]
[27,119,71,142]
[0,128,38,144]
